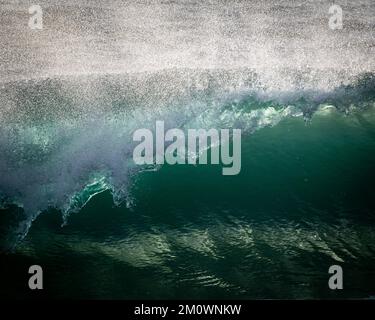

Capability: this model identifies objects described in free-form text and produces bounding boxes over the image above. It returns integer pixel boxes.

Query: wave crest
[0,70,374,250]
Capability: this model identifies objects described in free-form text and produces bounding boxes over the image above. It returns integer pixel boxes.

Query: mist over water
[0,0,375,299]
[1,0,374,82]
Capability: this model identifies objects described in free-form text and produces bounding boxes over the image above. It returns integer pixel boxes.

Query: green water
[1,108,375,299]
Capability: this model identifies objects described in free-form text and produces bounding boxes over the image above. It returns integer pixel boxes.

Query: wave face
[1,92,375,299]
[0,70,374,249]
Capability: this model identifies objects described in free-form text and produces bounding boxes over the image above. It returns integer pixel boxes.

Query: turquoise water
[1,97,375,299]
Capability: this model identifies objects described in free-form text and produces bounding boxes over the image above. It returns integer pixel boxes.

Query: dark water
[1,106,375,299]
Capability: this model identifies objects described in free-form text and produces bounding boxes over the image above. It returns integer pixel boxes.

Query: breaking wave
[0,69,374,250]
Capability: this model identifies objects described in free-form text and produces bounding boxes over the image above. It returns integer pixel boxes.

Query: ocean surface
[0,0,374,299]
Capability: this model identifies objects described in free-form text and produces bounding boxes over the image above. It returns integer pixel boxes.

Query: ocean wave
[0,70,374,250]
